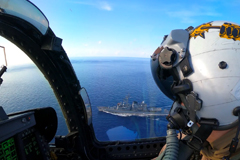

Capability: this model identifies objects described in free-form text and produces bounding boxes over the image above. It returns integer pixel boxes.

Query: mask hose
[155,128,179,160]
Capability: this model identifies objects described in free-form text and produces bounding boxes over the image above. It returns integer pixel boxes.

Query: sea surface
[0,57,172,142]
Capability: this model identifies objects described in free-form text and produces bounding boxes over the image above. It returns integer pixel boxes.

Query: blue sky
[31,0,240,58]
[1,0,240,66]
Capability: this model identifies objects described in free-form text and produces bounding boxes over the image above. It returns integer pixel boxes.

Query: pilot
[151,21,240,160]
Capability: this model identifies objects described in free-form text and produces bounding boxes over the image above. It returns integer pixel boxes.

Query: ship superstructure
[98,97,168,117]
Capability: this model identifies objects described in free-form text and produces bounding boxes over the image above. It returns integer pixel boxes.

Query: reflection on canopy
[0,0,49,35]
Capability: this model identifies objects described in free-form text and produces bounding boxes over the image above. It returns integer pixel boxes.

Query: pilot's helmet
[151,21,240,130]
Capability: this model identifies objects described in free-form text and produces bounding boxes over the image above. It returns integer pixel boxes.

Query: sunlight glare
[0,37,33,67]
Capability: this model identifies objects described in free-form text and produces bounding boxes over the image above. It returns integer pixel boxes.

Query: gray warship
[97,97,169,117]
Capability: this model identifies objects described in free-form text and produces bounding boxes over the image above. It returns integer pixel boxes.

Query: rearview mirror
[80,88,92,125]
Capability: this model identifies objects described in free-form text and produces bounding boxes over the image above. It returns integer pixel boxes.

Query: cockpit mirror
[0,0,49,35]
[80,88,92,125]
[0,46,7,67]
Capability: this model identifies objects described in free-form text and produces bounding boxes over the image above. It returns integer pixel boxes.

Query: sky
[1,0,240,66]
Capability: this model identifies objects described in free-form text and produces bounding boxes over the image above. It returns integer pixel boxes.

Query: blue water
[0,57,172,141]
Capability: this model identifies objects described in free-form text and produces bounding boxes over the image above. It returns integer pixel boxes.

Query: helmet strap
[170,80,213,151]
[187,124,213,151]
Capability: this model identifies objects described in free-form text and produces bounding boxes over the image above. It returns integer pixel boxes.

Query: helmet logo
[190,22,213,39]
[190,22,240,41]
[220,23,240,41]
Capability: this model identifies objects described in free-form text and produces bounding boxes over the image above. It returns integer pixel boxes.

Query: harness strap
[223,111,240,160]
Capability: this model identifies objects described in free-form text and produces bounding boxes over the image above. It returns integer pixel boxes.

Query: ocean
[0,57,172,141]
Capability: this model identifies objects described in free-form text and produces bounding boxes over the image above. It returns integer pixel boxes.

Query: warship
[98,97,169,117]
